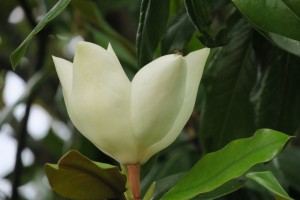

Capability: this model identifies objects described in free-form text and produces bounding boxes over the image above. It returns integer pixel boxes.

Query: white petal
[52,56,73,102]
[106,43,120,64]
[66,42,136,164]
[140,48,210,163]
[73,41,130,97]
[131,54,187,150]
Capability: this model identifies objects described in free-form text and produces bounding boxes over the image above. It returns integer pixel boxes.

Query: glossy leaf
[161,10,195,54]
[193,177,247,200]
[246,171,292,200]
[200,19,257,150]
[161,129,292,200]
[151,174,246,200]
[185,0,228,47]
[232,0,300,41]
[10,0,71,70]
[185,0,211,30]
[267,32,300,57]
[45,150,127,200]
[281,0,300,19]
[152,173,185,200]
[251,51,300,134]
[136,0,170,67]
[278,146,300,192]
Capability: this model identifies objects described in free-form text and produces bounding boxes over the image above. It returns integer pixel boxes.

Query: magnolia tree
[6,0,300,199]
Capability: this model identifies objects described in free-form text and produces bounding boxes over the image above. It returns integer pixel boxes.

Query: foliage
[1,0,300,199]
[45,150,127,199]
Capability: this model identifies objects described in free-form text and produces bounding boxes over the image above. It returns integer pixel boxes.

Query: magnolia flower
[53,41,209,164]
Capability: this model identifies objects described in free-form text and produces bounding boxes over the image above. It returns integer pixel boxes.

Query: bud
[53,41,209,164]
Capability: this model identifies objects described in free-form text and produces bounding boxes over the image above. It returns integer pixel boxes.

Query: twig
[11,96,34,200]
[11,0,50,198]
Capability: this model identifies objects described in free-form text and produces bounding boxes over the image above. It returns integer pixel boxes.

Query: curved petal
[139,48,210,163]
[131,54,187,150]
[67,42,136,164]
[106,43,120,65]
[73,42,130,97]
[52,56,73,102]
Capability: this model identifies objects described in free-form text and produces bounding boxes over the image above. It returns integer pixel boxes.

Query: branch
[11,95,34,200]
[11,1,51,198]
[18,0,37,28]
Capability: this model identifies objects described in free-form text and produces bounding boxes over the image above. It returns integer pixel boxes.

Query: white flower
[53,41,209,164]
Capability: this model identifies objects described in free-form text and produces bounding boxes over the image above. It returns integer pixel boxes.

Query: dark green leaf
[144,182,156,200]
[141,135,197,195]
[10,0,71,70]
[87,25,138,77]
[232,0,300,41]
[161,9,195,54]
[71,0,136,62]
[200,19,257,150]
[278,146,300,192]
[185,0,212,30]
[207,0,231,11]
[246,171,292,200]
[45,150,127,200]
[251,51,300,134]
[161,129,292,200]
[193,177,247,200]
[281,0,300,19]
[267,32,300,57]
[152,173,185,200]
[136,0,170,67]
[185,0,228,47]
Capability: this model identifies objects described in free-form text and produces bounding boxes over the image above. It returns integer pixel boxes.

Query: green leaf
[141,137,197,195]
[281,0,300,20]
[278,146,300,192]
[267,32,300,57]
[45,150,127,200]
[87,25,138,77]
[152,174,246,200]
[144,182,156,200]
[232,0,300,41]
[185,0,212,31]
[161,129,292,200]
[10,0,71,70]
[251,50,300,134]
[207,0,231,11]
[161,9,195,54]
[200,19,257,150]
[151,173,185,200]
[193,177,247,200]
[136,0,170,67]
[246,171,293,200]
[185,0,228,47]
[71,0,136,62]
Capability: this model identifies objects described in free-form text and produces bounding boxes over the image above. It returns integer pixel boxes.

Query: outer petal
[106,43,120,64]
[73,41,130,97]
[131,54,187,151]
[52,56,73,103]
[140,48,210,163]
[67,42,136,164]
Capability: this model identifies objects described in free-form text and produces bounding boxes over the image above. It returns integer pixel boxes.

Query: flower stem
[127,164,141,200]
